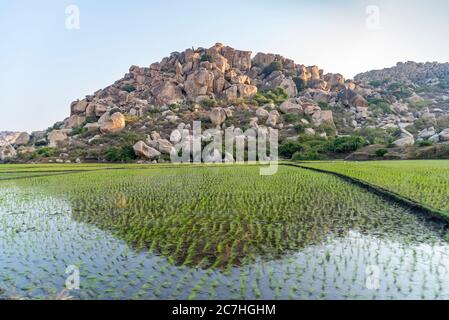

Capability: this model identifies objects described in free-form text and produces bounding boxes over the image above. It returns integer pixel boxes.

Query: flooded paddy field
[1,164,449,300]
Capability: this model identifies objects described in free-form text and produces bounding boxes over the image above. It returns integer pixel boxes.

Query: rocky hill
[2,43,449,163]
[355,61,449,86]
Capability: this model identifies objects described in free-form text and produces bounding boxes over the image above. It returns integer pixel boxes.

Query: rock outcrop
[355,61,449,86]
[99,112,126,134]
[47,130,70,148]
[209,108,227,127]
[133,141,161,159]
[393,129,415,147]
[9,42,449,163]
[0,144,17,161]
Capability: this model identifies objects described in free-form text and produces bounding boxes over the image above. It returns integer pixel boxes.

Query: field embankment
[298,160,449,221]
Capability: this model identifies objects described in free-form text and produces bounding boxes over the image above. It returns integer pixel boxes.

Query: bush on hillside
[200,54,215,63]
[253,87,288,106]
[327,136,367,153]
[121,84,136,93]
[262,61,283,76]
[105,145,136,162]
[375,149,389,157]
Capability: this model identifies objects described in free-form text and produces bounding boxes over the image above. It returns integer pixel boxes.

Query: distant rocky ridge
[355,61,449,86]
[2,43,449,163]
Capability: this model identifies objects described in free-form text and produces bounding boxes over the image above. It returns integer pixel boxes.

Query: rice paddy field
[301,160,449,216]
[2,162,449,300]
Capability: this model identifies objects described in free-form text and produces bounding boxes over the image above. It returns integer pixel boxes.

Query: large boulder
[30,131,47,145]
[279,100,303,115]
[222,85,238,100]
[71,99,89,115]
[279,78,298,97]
[323,73,345,90]
[338,88,368,109]
[156,139,176,155]
[184,68,215,100]
[439,129,449,142]
[99,112,126,134]
[237,84,258,98]
[85,100,109,117]
[221,46,252,71]
[84,123,101,132]
[393,129,415,147]
[14,132,30,146]
[301,102,321,116]
[304,128,316,136]
[252,52,278,67]
[16,146,36,155]
[48,130,69,148]
[209,108,227,127]
[151,82,184,105]
[0,144,17,161]
[64,115,86,129]
[256,107,270,119]
[418,127,436,140]
[312,110,334,126]
[391,102,409,115]
[355,107,369,120]
[429,134,440,143]
[266,110,280,127]
[133,141,161,160]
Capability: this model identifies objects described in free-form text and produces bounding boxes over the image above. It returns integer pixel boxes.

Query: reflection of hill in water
[3,166,447,269]
[63,168,448,269]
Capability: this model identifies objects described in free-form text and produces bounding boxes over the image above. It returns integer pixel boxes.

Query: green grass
[300,160,449,215]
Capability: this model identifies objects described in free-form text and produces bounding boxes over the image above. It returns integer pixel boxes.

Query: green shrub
[105,146,136,162]
[318,102,332,110]
[199,98,218,109]
[375,149,389,157]
[124,115,140,125]
[368,98,391,116]
[293,77,306,92]
[262,61,283,76]
[369,80,382,87]
[200,54,215,63]
[437,77,449,90]
[35,147,57,158]
[283,114,300,124]
[292,150,326,161]
[387,83,413,99]
[279,141,304,159]
[317,123,337,137]
[253,87,288,106]
[293,123,305,133]
[418,140,434,147]
[355,127,394,145]
[70,126,88,136]
[409,100,431,111]
[121,84,136,93]
[327,136,367,153]
[368,79,390,88]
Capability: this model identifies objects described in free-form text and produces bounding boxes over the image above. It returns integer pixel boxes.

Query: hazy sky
[1,0,449,132]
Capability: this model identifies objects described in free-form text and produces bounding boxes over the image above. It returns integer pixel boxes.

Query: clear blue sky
[1,0,449,132]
